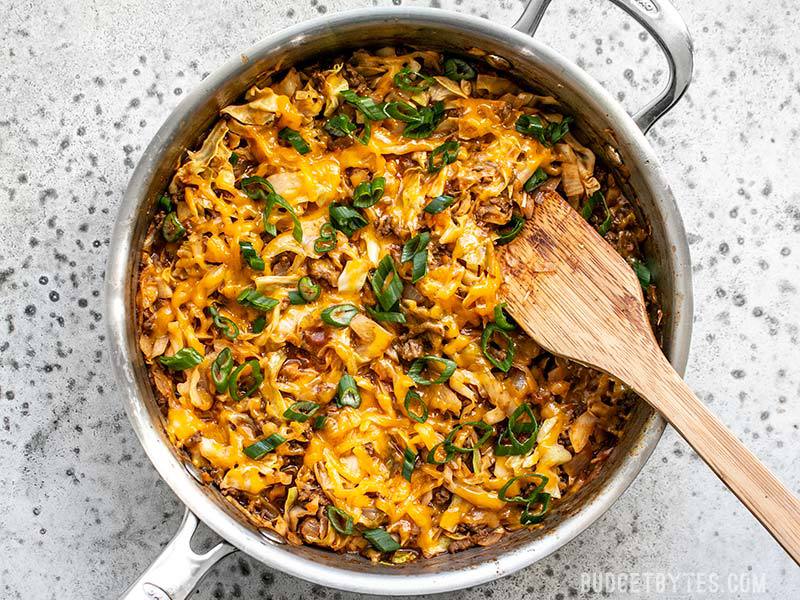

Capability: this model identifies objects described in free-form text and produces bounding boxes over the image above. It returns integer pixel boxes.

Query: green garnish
[443,57,476,81]
[494,404,539,456]
[228,358,263,401]
[314,222,338,254]
[408,355,456,385]
[329,203,368,237]
[581,190,612,236]
[515,114,573,146]
[362,528,400,552]
[402,447,417,481]
[523,167,548,192]
[498,473,549,503]
[403,389,428,423]
[365,306,406,324]
[493,302,515,332]
[393,68,434,92]
[401,101,445,139]
[423,194,454,214]
[324,113,357,137]
[158,347,202,370]
[427,140,459,173]
[157,194,173,212]
[321,304,358,327]
[241,176,303,243]
[207,306,239,340]
[312,414,327,430]
[481,323,515,372]
[426,441,454,465]
[278,127,311,154]
[228,152,239,166]
[336,372,361,408]
[161,212,186,242]
[210,348,234,393]
[520,493,552,525]
[352,176,386,209]
[495,215,525,246]
[401,231,430,283]
[444,421,494,454]
[239,241,265,271]
[243,433,285,460]
[371,256,403,312]
[340,90,386,121]
[283,401,320,423]
[326,506,354,535]
[631,259,651,287]
[237,288,279,312]
[251,315,267,334]
[289,276,320,304]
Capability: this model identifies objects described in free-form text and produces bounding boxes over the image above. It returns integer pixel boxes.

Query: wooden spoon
[499,189,800,564]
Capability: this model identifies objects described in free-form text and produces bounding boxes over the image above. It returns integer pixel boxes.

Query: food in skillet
[137,48,659,561]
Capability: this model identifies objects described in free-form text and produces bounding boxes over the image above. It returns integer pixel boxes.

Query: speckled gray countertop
[0,0,798,598]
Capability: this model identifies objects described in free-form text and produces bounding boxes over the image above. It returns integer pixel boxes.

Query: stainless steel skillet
[106,1,694,597]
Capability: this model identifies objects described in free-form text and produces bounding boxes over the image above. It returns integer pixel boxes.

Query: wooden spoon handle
[631,353,800,564]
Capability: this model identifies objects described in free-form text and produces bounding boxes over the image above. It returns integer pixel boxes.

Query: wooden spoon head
[499,190,659,383]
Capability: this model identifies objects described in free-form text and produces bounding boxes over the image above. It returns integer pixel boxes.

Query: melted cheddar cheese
[137,48,656,561]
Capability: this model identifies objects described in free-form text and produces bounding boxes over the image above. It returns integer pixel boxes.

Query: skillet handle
[119,509,236,600]
[514,0,693,133]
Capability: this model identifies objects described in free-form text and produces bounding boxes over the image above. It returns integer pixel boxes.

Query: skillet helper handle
[120,509,236,600]
[627,351,800,565]
[514,0,693,132]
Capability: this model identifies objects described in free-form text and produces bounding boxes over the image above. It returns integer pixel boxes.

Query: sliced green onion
[495,404,538,456]
[423,194,454,214]
[520,493,552,525]
[444,421,494,454]
[402,447,417,481]
[481,323,515,372]
[383,101,422,122]
[283,401,320,423]
[443,57,476,81]
[326,506,354,535]
[401,231,430,262]
[210,348,234,393]
[207,306,239,340]
[298,276,321,302]
[158,347,202,370]
[356,120,372,145]
[228,152,239,166]
[251,315,267,334]
[402,101,445,139]
[321,304,358,327]
[371,255,403,312]
[243,433,285,460]
[329,203,367,237]
[278,127,311,154]
[426,441,454,465]
[427,140,459,173]
[157,194,173,212]
[631,259,651,287]
[403,389,428,423]
[314,222,337,254]
[237,288,279,312]
[515,114,573,146]
[408,355,456,385]
[523,167,548,192]
[393,68,434,92]
[493,302,515,332]
[498,473,549,503]
[339,90,386,121]
[363,528,400,553]
[228,358,263,401]
[581,190,612,236]
[241,176,303,243]
[241,175,275,200]
[495,215,525,246]
[161,212,186,242]
[324,113,357,137]
[336,372,361,408]
[365,306,406,324]
[312,414,327,430]
[239,241,265,271]
[352,176,386,208]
